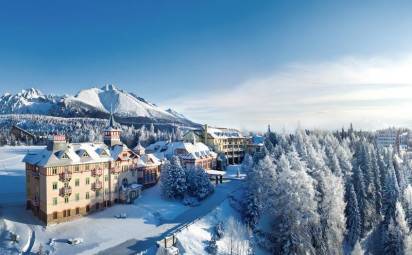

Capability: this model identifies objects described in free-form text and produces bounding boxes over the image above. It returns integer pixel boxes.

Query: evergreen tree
[383,202,410,255]
[185,166,214,200]
[269,154,318,254]
[345,183,361,248]
[160,156,187,199]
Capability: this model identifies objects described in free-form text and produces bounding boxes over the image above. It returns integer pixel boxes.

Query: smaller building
[247,135,265,156]
[376,128,398,148]
[183,125,248,165]
[376,128,409,153]
[146,139,217,170]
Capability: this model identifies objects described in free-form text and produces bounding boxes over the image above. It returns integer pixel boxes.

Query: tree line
[241,127,412,254]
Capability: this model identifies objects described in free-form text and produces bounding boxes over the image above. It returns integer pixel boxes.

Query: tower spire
[109,104,115,128]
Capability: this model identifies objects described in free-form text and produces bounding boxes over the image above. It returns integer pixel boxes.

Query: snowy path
[24,229,35,254]
[98,179,243,255]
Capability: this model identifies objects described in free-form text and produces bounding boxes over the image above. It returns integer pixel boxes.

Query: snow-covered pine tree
[403,185,412,228]
[243,155,276,227]
[160,156,187,199]
[316,168,346,255]
[185,166,214,200]
[345,183,361,248]
[241,154,253,174]
[269,154,318,254]
[351,241,364,255]
[382,201,410,255]
[352,165,368,237]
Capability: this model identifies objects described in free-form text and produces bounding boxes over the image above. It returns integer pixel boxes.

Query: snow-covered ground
[176,193,269,255]
[0,146,243,255]
[0,146,44,205]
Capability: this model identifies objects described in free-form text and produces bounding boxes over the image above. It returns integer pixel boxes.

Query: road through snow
[98,179,242,255]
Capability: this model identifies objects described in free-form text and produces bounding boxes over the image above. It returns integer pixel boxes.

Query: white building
[146,140,217,170]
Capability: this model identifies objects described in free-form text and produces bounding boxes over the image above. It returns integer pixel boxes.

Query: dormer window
[81,151,90,158]
[100,150,108,157]
[62,153,69,159]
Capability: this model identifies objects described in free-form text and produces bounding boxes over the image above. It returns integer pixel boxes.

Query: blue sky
[1,1,412,130]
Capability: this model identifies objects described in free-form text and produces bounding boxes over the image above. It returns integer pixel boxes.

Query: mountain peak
[19,88,43,99]
[102,84,117,91]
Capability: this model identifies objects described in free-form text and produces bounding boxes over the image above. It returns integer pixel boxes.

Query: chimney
[47,135,67,151]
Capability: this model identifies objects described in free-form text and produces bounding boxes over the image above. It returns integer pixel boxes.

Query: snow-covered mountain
[0,85,196,127]
[0,88,63,114]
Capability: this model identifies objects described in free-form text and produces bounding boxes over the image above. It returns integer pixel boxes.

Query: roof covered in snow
[23,141,160,168]
[136,153,162,167]
[252,135,265,146]
[23,142,112,167]
[206,127,243,139]
[146,141,217,161]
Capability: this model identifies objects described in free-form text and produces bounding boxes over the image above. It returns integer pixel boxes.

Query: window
[105,188,109,195]
[86,192,90,199]
[53,212,57,219]
[52,182,58,190]
[104,175,108,182]
[52,167,57,175]
[85,177,90,185]
[85,165,90,170]
[75,207,80,215]
[75,179,80,187]
[96,191,100,197]
[64,197,69,203]
[75,166,79,172]
[132,170,135,177]
[75,193,79,201]
[53,197,58,205]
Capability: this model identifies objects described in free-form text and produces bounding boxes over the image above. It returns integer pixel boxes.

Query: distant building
[376,128,409,152]
[23,114,161,225]
[183,124,248,165]
[146,137,217,170]
[376,128,398,148]
[247,135,265,156]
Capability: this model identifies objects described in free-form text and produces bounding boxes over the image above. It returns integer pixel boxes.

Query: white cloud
[164,54,412,131]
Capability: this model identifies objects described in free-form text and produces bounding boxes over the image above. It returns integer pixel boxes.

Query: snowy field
[0,146,243,255]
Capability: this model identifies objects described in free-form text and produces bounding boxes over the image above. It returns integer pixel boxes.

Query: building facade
[184,124,248,165]
[146,138,217,170]
[23,116,161,225]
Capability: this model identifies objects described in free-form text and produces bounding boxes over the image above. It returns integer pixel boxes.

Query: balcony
[92,181,103,191]
[91,168,103,177]
[111,167,121,174]
[59,186,72,197]
[59,172,72,182]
